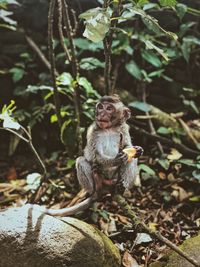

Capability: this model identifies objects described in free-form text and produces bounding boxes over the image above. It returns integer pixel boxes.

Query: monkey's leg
[120,158,141,189]
[76,156,94,194]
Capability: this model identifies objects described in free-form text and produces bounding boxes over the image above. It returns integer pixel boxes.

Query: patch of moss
[150,233,200,267]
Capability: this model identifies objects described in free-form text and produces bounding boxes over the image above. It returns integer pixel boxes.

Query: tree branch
[131,124,199,157]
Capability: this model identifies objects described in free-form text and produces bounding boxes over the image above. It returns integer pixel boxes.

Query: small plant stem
[48,0,62,128]
[61,0,83,154]
[103,0,122,95]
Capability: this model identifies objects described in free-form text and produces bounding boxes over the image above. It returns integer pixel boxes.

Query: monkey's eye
[106,105,114,111]
[98,103,103,110]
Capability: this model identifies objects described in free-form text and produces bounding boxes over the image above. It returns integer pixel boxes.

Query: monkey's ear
[124,108,131,120]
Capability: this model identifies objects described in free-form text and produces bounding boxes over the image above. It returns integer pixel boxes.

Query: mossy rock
[150,234,200,267]
[0,205,121,267]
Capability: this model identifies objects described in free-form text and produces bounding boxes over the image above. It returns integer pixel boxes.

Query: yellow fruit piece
[123,147,137,162]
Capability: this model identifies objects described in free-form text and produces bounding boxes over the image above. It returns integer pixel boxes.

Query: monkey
[28,95,143,216]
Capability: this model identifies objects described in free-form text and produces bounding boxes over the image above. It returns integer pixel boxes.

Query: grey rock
[0,205,120,267]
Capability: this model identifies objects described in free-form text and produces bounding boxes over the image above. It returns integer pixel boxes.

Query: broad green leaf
[122,6,177,41]
[192,170,200,181]
[9,67,25,82]
[157,159,170,170]
[79,8,110,43]
[129,101,151,112]
[159,0,176,7]
[125,60,142,80]
[80,57,105,70]
[139,164,155,175]
[77,77,97,96]
[144,40,169,61]
[176,3,187,20]
[57,72,73,86]
[181,37,200,62]
[142,50,162,67]
[74,38,103,51]
[178,159,196,167]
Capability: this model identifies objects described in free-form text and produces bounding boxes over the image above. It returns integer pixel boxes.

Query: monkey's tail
[27,196,93,217]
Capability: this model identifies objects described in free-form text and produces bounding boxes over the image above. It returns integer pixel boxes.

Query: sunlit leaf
[159,0,176,7]
[176,3,187,20]
[167,148,182,161]
[79,8,111,43]
[135,233,152,245]
[26,173,41,190]
[0,111,21,130]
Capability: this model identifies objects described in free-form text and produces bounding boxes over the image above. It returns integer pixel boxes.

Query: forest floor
[0,150,200,266]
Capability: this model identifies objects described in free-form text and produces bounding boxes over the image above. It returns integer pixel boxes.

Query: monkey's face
[95,102,115,129]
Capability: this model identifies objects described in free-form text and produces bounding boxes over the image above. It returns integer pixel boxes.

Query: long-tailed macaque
[29,95,143,216]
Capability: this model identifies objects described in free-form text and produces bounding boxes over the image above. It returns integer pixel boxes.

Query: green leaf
[66,159,76,169]
[26,85,52,94]
[74,38,103,52]
[178,159,196,167]
[144,40,169,61]
[159,0,176,7]
[129,101,151,112]
[9,67,25,82]
[157,127,171,135]
[139,164,155,175]
[80,57,105,70]
[79,7,110,43]
[176,3,187,20]
[142,50,162,67]
[192,170,200,181]
[77,77,95,96]
[157,159,170,170]
[57,72,73,86]
[189,196,200,202]
[123,6,178,41]
[125,60,142,80]
[0,9,16,25]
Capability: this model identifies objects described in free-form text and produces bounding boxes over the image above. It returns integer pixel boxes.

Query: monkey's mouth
[96,119,111,129]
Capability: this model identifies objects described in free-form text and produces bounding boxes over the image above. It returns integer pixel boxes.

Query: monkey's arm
[122,124,143,158]
[95,150,127,167]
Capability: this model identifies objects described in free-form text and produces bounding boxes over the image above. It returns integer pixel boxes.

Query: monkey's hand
[114,151,128,166]
[132,146,144,158]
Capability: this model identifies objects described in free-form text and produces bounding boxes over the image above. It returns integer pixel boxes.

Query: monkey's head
[95,95,131,129]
